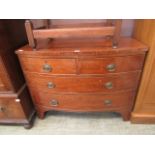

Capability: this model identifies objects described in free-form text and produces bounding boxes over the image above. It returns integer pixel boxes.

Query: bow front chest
[16,38,148,120]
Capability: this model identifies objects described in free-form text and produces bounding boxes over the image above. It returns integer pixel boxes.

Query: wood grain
[16,38,148,56]
[33,26,115,39]
[131,20,155,123]
[113,20,122,47]
[25,20,36,48]
[17,34,148,121]
[25,20,123,48]
[0,20,26,92]
[33,91,136,112]
[19,57,77,74]
[26,71,141,93]
[18,54,146,75]
[0,20,35,129]
[78,55,145,74]
[0,85,35,127]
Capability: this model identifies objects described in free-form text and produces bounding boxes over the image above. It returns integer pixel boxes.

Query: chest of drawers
[16,38,148,120]
[0,20,35,129]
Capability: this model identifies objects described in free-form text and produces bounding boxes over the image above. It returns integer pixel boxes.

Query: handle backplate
[50,99,59,106]
[104,99,112,105]
[47,82,56,89]
[106,64,116,72]
[43,64,52,72]
[104,82,113,89]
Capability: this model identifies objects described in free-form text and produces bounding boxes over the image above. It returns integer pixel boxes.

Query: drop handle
[50,99,59,106]
[106,64,116,72]
[104,99,112,105]
[43,64,52,72]
[104,82,113,89]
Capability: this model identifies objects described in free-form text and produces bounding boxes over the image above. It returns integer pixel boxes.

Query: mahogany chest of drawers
[0,20,35,129]
[16,38,148,120]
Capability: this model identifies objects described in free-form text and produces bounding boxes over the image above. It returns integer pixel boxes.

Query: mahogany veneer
[26,71,141,93]
[16,37,148,121]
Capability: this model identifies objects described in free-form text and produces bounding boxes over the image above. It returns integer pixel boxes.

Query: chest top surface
[16,37,148,57]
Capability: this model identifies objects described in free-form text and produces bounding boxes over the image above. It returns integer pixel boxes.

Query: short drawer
[78,55,145,74]
[0,98,25,120]
[27,71,141,93]
[33,91,136,111]
[19,57,77,74]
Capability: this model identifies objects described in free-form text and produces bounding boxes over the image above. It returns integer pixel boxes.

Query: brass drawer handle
[50,99,59,106]
[104,99,112,105]
[47,82,56,89]
[104,82,113,89]
[43,64,52,72]
[106,64,116,72]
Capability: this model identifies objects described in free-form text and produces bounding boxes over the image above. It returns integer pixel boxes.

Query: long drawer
[32,91,136,112]
[19,55,145,75]
[26,71,141,93]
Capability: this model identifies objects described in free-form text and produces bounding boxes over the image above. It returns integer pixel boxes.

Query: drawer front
[79,55,145,74]
[33,91,136,111]
[19,57,77,74]
[0,98,25,119]
[27,72,141,93]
